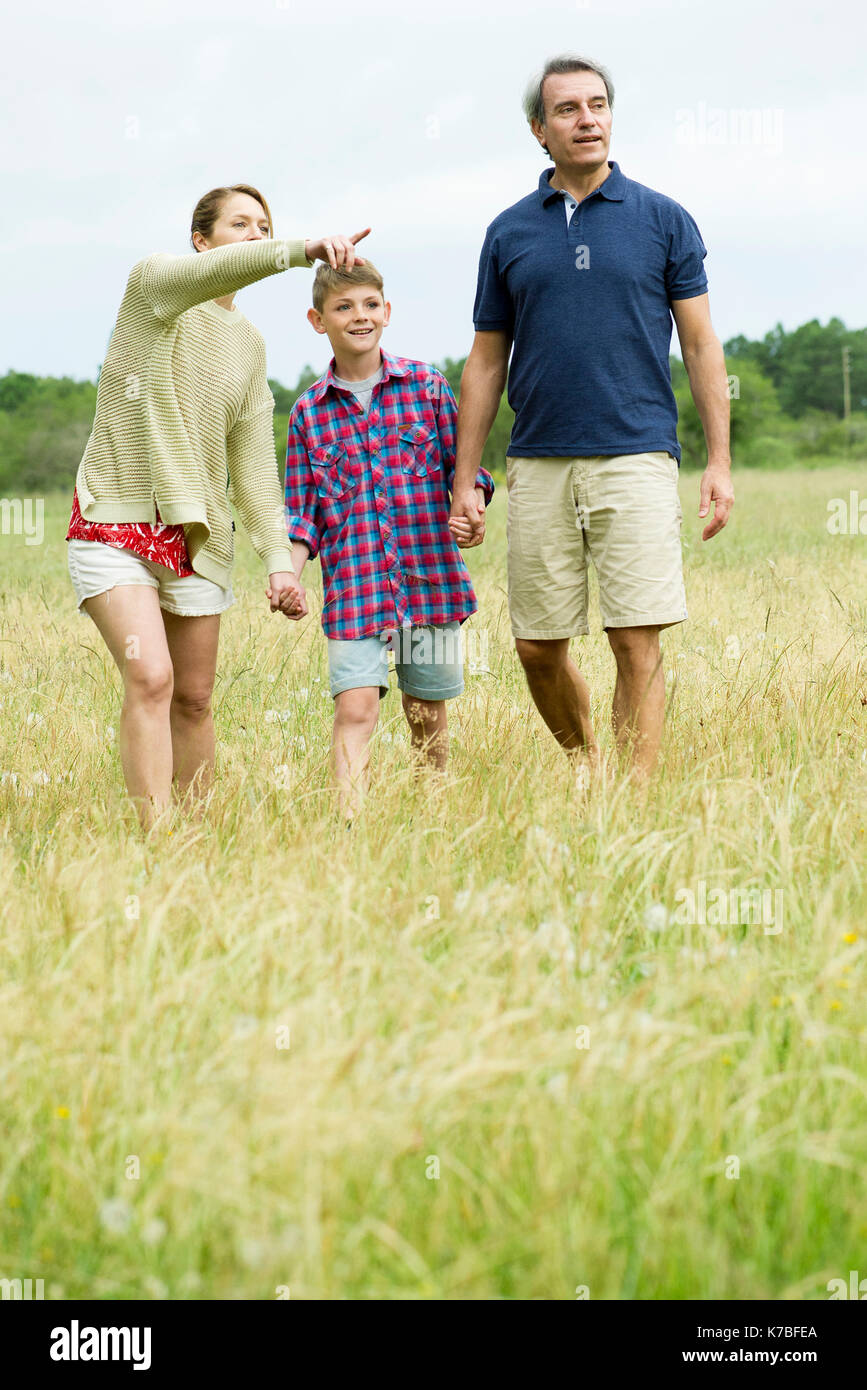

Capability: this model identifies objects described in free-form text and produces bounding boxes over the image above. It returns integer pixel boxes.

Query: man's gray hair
[523,54,615,129]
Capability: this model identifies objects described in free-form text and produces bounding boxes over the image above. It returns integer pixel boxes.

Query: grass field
[1,465,866,1301]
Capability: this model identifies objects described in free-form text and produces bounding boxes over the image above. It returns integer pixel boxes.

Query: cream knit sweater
[74,237,312,586]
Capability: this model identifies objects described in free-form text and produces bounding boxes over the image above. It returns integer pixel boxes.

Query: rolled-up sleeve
[434,371,495,504]
[473,464,496,505]
[283,408,324,559]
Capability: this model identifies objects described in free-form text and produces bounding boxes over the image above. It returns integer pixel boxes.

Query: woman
[66,182,369,831]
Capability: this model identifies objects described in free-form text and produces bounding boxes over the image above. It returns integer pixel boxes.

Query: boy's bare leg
[332,686,380,818]
[401,693,448,772]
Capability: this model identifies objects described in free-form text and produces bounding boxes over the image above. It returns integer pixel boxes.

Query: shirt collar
[538,160,626,205]
[312,348,409,404]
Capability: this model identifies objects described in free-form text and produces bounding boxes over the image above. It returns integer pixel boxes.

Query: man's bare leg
[514,637,599,762]
[607,625,665,776]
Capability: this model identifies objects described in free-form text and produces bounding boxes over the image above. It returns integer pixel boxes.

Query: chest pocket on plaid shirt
[310,442,356,499]
[398,422,441,478]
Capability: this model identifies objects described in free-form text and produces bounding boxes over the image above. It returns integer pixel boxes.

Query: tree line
[1,317,864,494]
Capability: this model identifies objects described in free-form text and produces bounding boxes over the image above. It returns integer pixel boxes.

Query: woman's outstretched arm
[138,238,312,321]
[137,228,370,321]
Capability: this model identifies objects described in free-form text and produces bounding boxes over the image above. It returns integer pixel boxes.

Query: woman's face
[195,193,269,251]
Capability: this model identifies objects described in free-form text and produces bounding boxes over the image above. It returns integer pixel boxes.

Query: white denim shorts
[67,539,234,617]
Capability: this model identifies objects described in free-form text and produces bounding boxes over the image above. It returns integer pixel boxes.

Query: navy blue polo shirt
[472,162,708,461]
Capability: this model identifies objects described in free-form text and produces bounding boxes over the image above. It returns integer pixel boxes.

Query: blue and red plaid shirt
[283,350,495,640]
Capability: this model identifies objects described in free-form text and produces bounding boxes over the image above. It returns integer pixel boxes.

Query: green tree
[268,365,319,416]
[0,371,40,412]
[675,358,783,469]
[723,319,867,418]
[0,373,97,492]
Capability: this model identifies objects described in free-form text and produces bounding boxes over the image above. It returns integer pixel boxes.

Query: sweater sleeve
[138,238,313,321]
[226,382,295,576]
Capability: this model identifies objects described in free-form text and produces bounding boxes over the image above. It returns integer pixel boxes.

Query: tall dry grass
[0,467,865,1299]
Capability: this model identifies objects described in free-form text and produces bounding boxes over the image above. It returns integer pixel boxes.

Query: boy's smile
[308,286,392,382]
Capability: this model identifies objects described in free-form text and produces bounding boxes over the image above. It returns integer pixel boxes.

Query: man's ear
[530,118,549,154]
[307,307,326,334]
[382,300,392,327]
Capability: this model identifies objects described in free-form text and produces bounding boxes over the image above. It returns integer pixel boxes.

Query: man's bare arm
[671,294,734,540]
[450,330,511,546]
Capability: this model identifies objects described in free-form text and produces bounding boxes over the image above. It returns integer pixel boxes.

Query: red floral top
[66,487,195,576]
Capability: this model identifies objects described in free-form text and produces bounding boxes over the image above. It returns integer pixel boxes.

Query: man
[449,54,734,777]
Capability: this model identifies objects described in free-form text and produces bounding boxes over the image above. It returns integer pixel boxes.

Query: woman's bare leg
[82,585,174,831]
[161,610,221,808]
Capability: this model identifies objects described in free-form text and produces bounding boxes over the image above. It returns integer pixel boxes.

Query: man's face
[308,286,391,357]
[531,71,612,171]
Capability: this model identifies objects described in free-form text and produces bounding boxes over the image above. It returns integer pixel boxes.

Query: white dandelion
[99,1197,133,1235]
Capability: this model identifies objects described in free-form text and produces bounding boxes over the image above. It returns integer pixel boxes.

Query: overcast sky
[2,0,864,385]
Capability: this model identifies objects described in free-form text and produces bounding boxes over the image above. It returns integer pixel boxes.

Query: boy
[281,260,495,817]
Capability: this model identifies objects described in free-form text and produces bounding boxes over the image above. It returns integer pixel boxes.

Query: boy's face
[307,285,391,359]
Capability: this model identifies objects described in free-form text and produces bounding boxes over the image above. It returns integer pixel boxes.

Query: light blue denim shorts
[327,622,464,701]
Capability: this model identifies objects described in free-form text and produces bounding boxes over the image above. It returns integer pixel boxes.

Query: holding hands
[266,571,307,621]
[448,487,487,549]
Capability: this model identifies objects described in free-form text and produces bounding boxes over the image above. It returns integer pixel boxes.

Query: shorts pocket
[399,422,440,478]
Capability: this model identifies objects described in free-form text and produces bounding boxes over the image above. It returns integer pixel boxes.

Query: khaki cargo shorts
[505,451,688,637]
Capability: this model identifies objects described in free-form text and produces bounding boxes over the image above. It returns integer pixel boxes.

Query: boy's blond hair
[312,259,384,314]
